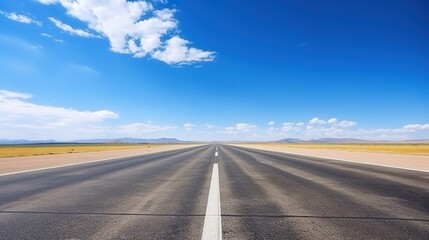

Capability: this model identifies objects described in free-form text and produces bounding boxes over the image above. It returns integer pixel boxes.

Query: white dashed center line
[202,163,222,240]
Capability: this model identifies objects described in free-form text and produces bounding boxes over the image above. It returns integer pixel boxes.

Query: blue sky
[0,0,428,141]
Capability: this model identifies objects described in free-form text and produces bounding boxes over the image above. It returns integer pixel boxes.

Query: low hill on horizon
[276,138,429,143]
[0,138,186,145]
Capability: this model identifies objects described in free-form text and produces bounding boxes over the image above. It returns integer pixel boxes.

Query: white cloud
[206,124,215,129]
[282,122,303,133]
[266,127,277,133]
[298,117,428,140]
[309,117,354,127]
[334,120,356,128]
[49,17,98,38]
[152,36,215,64]
[38,0,58,4]
[403,124,429,130]
[0,11,42,26]
[0,89,175,140]
[39,0,215,65]
[117,122,176,135]
[371,124,429,134]
[301,117,358,138]
[328,118,337,124]
[267,121,275,126]
[236,123,256,131]
[213,119,428,141]
[282,125,294,132]
[0,90,32,99]
[184,123,194,131]
[41,33,52,38]
[309,117,327,125]
[225,123,257,133]
[41,32,64,43]
[0,90,118,128]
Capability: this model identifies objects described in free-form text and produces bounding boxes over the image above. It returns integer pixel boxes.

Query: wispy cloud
[0,35,43,54]
[327,118,337,123]
[38,0,215,65]
[70,64,99,75]
[0,89,174,140]
[41,33,64,43]
[116,123,176,135]
[282,122,301,132]
[0,90,32,99]
[403,124,429,130]
[0,11,42,26]
[49,17,98,38]
[184,123,195,131]
[38,0,57,4]
[0,89,118,127]
[333,120,357,128]
[225,123,257,133]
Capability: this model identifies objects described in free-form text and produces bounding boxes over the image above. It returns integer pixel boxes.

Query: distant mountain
[308,138,369,143]
[0,139,57,144]
[74,138,184,144]
[277,138,372,143]
[401,139,429,143]
[305,138,429,143]
[0,138,185,144]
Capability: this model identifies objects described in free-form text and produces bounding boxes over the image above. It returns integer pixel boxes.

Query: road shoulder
[0,144,203,175]
[229,144,429,172]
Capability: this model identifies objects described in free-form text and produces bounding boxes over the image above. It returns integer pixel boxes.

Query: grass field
[256,143,429,155]
[0,144,172,158]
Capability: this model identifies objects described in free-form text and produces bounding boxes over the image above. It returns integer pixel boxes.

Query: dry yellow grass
[253,143,429,155]
[0,144,175,158]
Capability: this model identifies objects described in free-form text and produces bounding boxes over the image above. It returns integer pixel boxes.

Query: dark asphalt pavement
[0,144,428,239]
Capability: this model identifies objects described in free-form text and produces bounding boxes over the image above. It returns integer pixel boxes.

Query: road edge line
[0,145,202,177]
[229,145,429,173]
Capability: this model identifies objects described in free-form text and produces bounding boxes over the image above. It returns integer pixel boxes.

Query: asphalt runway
[1,144,428,239]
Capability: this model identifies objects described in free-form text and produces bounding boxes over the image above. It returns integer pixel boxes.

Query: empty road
[1,144,428,239]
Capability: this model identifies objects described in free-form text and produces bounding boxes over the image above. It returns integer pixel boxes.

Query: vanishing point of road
[1,145,428,239]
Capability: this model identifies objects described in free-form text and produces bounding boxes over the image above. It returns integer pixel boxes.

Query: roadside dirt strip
[230,144,429,172]
[0,144,203,175]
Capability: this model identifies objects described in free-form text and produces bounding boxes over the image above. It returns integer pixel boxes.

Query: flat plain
[245,143,429,155]
[0,143,178,158]
[231,143,429,172]
[0,144,201,175]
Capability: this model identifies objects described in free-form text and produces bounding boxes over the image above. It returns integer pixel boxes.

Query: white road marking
[230,145,429,173]
[202,163,222,240]
[215,151,218,157]
[277,152,429,173]
[0,146,200,177]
